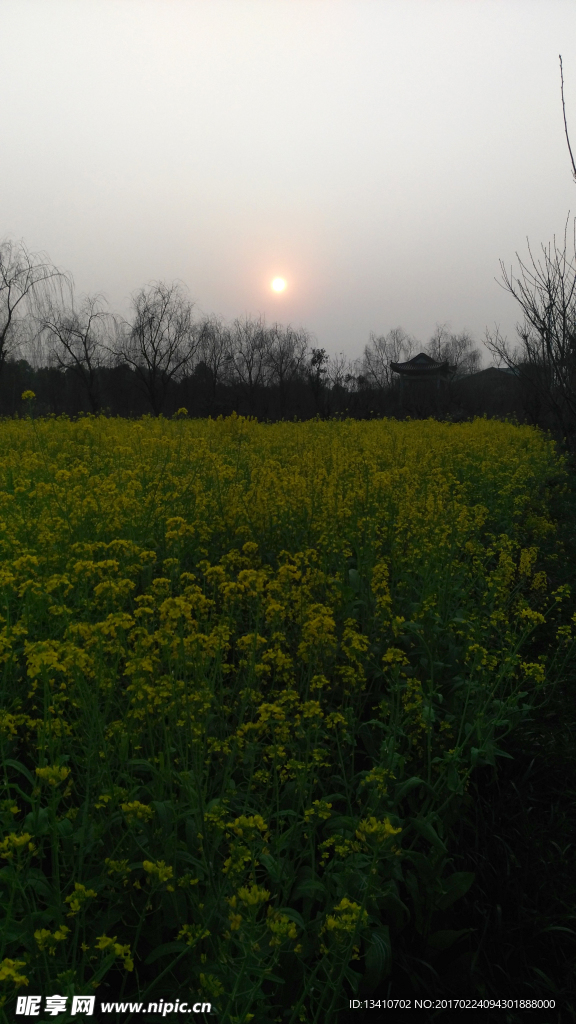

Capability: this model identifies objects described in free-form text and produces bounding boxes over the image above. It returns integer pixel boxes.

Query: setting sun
[271,277,287,292]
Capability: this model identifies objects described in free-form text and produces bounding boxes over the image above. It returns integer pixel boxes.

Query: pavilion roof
[390,352,456,376]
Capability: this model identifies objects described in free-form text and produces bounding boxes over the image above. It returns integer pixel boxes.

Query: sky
[2,0,576,367]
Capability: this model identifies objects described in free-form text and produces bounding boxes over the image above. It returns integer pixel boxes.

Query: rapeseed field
[0,412,573,1023]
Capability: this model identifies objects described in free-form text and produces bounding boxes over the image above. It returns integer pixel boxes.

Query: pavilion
[390,352,456,387]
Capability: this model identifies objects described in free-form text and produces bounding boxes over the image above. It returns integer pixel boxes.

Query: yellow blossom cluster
[0,412,570,1018]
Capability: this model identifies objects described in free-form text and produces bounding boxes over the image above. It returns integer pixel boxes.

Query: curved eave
[390,362,455,377]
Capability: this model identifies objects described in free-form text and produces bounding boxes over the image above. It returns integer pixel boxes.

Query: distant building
[390,352,456,414]
[390,352,456,386]
[452,366,524,419]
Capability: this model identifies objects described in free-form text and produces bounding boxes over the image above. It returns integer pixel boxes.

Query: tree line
[0,230,575,446]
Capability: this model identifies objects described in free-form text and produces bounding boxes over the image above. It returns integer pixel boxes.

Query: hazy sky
[2,0,576,365]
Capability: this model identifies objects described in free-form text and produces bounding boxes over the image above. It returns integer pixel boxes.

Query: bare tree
[194,314,234,398]
[307,347,329,415]
[560,55,576,185]
[326,351,353,389]
[325,351,357,416]
[0,239,70,376]
[361,327,414,390]
[485,216,576,446]
[228,315,271,413]
[266,323,310,415]
[113,281,198,415]
[427,324,482,376]
[266,323,309,386]
[37,293,116,412]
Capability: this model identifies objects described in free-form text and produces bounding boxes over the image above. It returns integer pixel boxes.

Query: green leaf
[362,926,391,993]
[269,809,298,821]
[540,925,576,935]
[394,776,433,801]
[291,878,326,901]
[377,892,410,932]
[24,807,51,835]
[152,800,175,834]
[406,849,445,885]
[427,928,472,950]
[259,853,285,884]
[404,870,425,935]
[145,941,188,964]
[324,815,357,835]
[277,828,298,852]
[25,868,54,900]
[437,871,475,910]
[6,784,34,806]
[126,759,155,772]
[4,759,35,786]
[343,965,362,995]
[493,746,514,760]
[358,722,386,759]
[244,967,285,984]
[408,816,447,853]
[174,850,204,875]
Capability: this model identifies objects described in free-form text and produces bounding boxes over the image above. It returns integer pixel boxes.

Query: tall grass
[0,412,573,1023]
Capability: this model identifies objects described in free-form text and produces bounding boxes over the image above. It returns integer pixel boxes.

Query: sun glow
[271,277,287,293]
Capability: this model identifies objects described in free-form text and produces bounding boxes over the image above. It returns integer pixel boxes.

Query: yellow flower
[235,884,270,906]
[35,764,70,787]
[94,936,133,971]
[65,883,98,916]
[266,908,298,947]
[303,800,332,823]
[322,897,368,938]
[177,924,210,946]
[34,925,70,953]
[121,801,154,822]
[355,816,402,844]
[142,860,174,883]
[0,958,29,987]
[0,833,36,860]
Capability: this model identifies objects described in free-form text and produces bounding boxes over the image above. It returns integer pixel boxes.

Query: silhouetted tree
[361,327,414,390]
[560,55,576,185]
[195,315,234,400]
[266,323,310,417]
[0,239,70,384]
[427,324,481,376]
[113,281,198,415]
[485,216,576,447]
[228,316,271,415]
[308,347,329,415]
[37,293,115,413]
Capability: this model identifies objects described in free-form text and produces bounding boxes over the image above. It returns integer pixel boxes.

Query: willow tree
[38,293,116,413]
[113,281,198,415]
[0,239,70,378]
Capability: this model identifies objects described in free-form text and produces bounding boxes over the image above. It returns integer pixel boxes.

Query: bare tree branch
[0,239,71,372]
[37,293,116,413]
[113,281,198,415]
[361,327,414,390]
[194,315,234,397]
[560,55,576,185]
[228,316,272,412]
[427,324,482,376]
[486,216,576,445]
[266,324,309,387]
